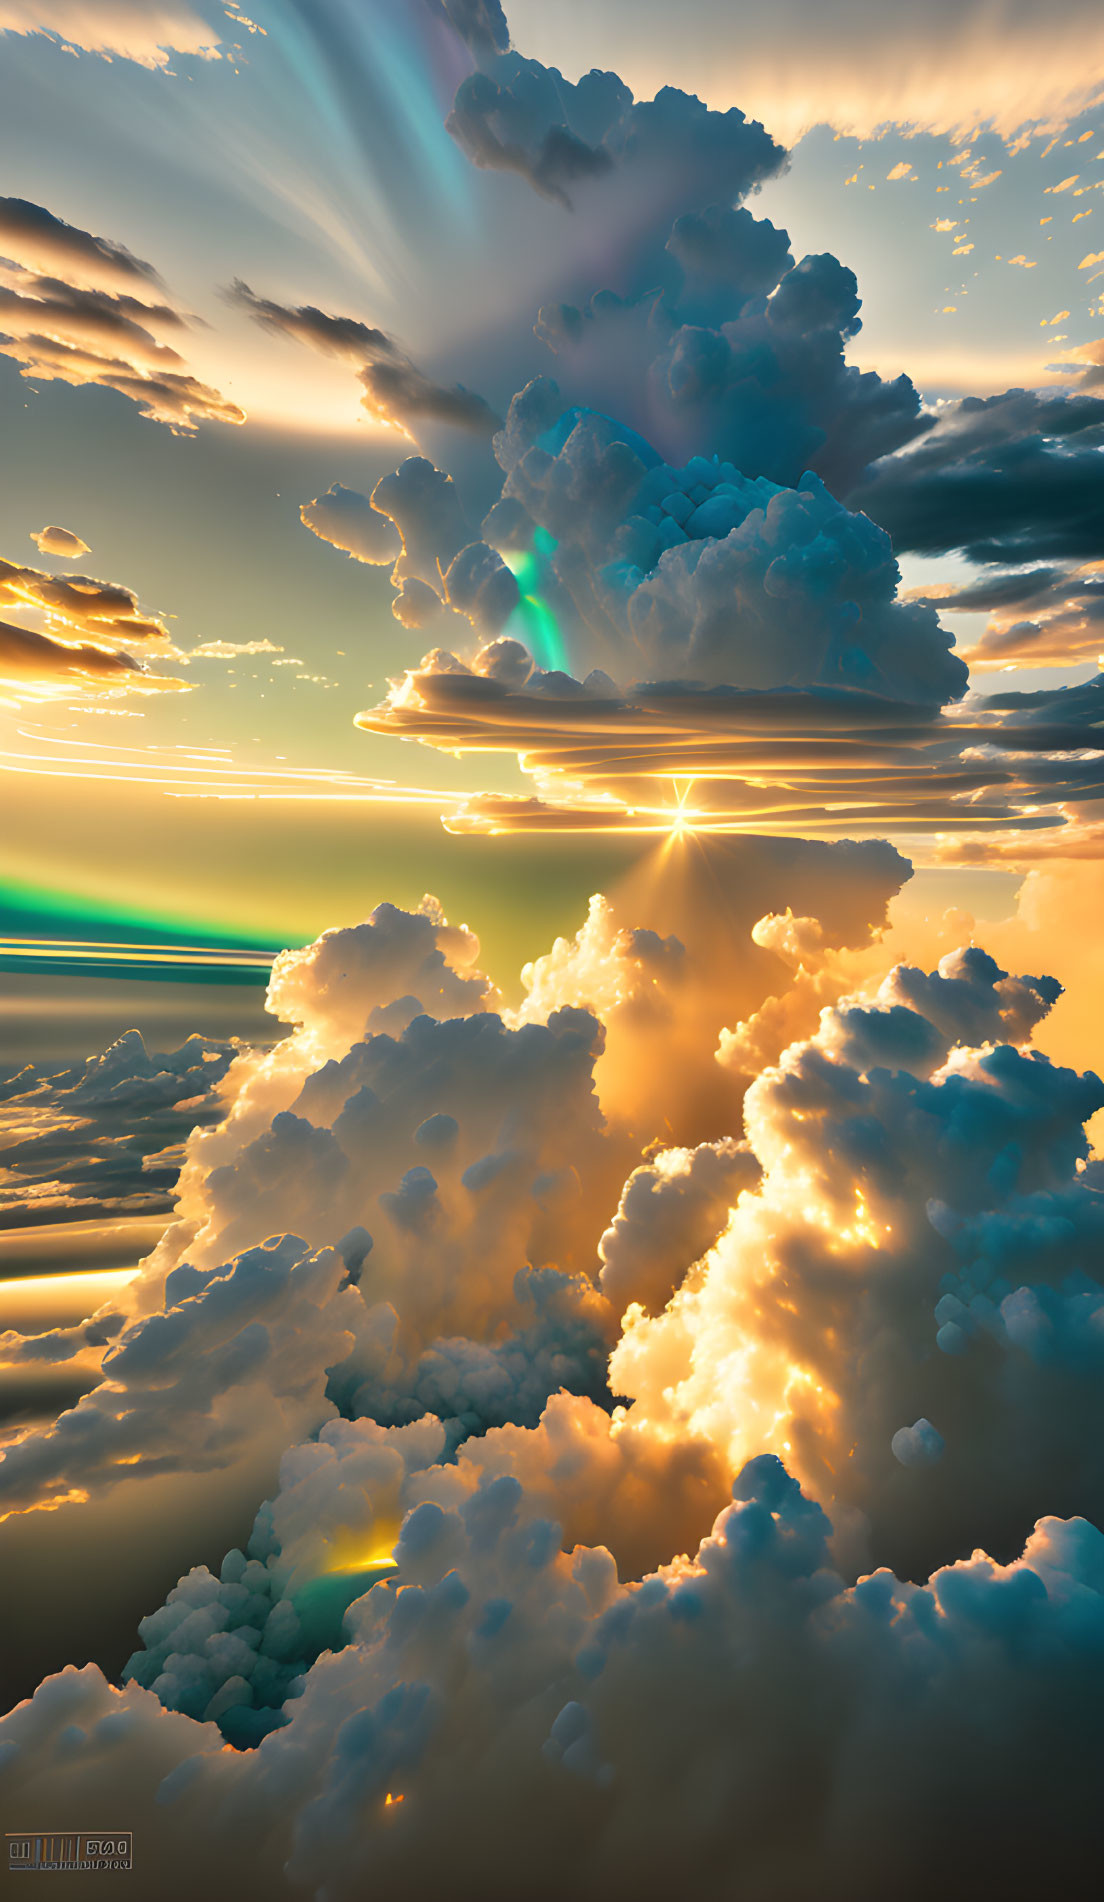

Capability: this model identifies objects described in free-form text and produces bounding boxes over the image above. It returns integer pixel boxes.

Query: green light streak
[502,540,569,673]
[0,872,300,958]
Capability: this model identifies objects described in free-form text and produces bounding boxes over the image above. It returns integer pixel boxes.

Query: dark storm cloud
[851,388,1104,565]
[299,485,403,567]
[359,359,501,437]
[433,0,511,57]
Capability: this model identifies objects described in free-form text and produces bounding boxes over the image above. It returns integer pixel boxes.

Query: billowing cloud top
[3,878,1104,1895]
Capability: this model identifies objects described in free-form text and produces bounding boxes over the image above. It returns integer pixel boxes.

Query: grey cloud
[0,1030,238,1229]
[230,281,501,440]
[0,193,163,292]
[851,388,1104,565]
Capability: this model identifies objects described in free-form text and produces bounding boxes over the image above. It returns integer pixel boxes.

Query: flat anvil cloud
[359,645,1104,838]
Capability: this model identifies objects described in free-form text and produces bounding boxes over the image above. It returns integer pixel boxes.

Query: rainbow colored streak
[1,874,291,984]
[503,530,570,674]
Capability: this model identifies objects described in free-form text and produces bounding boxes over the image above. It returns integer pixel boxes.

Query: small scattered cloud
[29,524,89,558]
[188,640,284,659]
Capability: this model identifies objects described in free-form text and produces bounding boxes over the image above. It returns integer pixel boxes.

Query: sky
[2,0,1103,1014]
[3,4,1104,1896]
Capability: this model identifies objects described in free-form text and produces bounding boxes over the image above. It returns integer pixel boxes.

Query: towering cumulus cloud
[4,4,1104,1896]
[2,882,1104,1895]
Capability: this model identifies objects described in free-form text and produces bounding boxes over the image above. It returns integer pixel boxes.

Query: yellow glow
[0,1486,90,1525]
[0,1268,140,1335]
[323,1518,402,1575]
[835,1193,892,1249]
[327,1553,399,1575]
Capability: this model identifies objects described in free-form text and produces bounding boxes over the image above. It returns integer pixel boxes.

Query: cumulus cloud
[444,38,784,221]
[280,10,1100,854]
[1,855,1103,1893]
[0,1235,360,1519]
[352,378,1104,835]
[0,1028,238,1230]
[612,943,1104,1580]
[5,7,1104,1887]
[299,485,402,567]
[3,1452,1103,1897]
[29,523,89,558]
[0,196,243,431]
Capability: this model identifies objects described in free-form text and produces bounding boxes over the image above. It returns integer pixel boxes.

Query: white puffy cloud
[299,485,403,567]
[1,859,1104,1894]
[613,944,1103,1579]
[3,1446,1103,1898]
